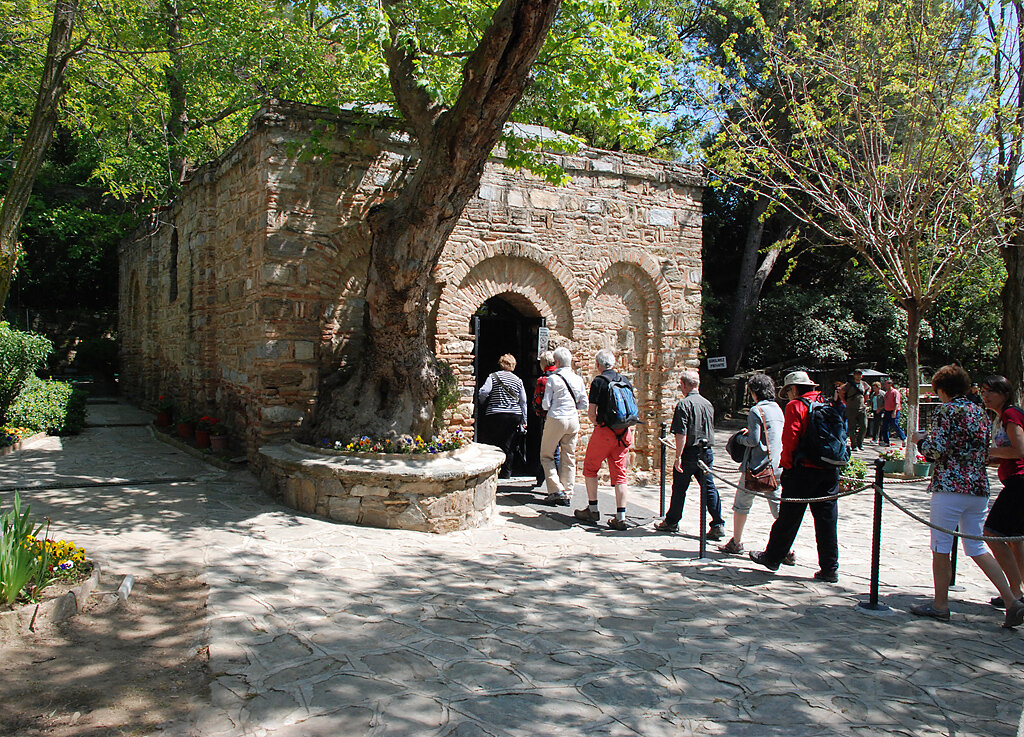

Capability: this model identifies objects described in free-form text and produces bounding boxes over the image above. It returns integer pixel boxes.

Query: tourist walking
[575,349,635,531]
[654,368,725,539]
[867,381,884,441]
[879,378,906,447]
[980,375,1024,610]
[749,370,841,582]
[718,374,786,556]
[539,347,588,506]
[478,354,528,479]
[844,369,869,451]
[908,366,1024,628]
[532,351,557,486]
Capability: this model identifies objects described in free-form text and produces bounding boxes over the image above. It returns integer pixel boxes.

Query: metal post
[659,422,667,518]
[858,458,890,612]
[698,439,709,560]
[948,525,965,591]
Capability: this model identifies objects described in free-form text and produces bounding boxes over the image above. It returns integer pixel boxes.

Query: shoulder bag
[744,406,779,492]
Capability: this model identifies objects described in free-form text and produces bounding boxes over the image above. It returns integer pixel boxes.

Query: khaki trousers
[541,414,580,495]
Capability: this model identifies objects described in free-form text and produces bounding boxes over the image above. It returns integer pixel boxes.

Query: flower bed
[257,440,505,533]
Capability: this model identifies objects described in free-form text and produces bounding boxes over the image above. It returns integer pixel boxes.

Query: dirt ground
[0,570,209,737]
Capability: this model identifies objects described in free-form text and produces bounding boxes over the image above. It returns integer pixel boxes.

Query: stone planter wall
[257,441,506,533]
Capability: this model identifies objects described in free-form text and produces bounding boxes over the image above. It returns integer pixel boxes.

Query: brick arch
[436,251,580,338]
[583,252,672,313]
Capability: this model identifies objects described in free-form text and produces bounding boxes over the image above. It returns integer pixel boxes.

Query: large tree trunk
[0,0,79,311]
[307,0,562,443]
[902,300,922,476]
[1000,239,1024,396]
[163,0,189,188]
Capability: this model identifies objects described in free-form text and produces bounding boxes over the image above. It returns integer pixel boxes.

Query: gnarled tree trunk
[1000,238,1024,396]
[903,300,922,476]
[307,0,562,442]
[0,0,79,311]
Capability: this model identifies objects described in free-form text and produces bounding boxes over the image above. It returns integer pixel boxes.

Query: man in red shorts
[575,348,634,530]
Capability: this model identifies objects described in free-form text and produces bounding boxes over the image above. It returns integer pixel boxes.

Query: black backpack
[796,396,850,467]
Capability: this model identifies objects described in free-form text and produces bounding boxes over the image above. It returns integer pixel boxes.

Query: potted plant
[195,416,219,449]
[913,453,932,477]
[209,421,228,452]
[176,414,196,439]
[155,396,174,427]
[878,446,905,474]
[840,457,869,491]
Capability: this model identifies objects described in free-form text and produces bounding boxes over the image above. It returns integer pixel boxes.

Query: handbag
[743,406,779,492]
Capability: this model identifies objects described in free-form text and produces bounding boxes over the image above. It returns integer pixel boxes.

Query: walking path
[2,402,1022,736]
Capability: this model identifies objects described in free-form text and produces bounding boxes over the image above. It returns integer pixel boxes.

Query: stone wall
[119,100,704,482]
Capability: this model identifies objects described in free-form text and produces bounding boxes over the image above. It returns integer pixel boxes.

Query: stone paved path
[2,403,1022,736]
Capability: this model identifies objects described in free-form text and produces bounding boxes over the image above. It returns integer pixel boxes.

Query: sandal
[910,603,951,621]
[718,538,743,554]
[782,551,796,566]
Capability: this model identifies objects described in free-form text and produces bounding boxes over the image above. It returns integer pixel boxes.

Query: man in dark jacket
[749,370,840,582]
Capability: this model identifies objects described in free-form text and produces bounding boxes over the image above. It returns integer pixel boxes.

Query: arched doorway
[472,295,546,479]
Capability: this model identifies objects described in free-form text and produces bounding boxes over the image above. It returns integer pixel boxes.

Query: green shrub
[0,322,52,423]
[7,376,88,435]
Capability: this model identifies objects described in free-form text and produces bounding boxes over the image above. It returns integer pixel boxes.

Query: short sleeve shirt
[995,406,1024,483]
[670,389,715,447]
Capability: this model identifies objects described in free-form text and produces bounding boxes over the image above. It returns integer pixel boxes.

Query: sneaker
[718,538,744,554]
[782,551,796,566]
[607,517,628,531]
[749,551,780,572]
[654,520,678,533]
[544,491,570,507]
[1003,599,1024,629]
[910,603,950,621]
[573,507,600,523]
[813,570,838,583]
[707,525,726,541]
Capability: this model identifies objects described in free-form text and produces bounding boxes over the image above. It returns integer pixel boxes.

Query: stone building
[119,100,703,482]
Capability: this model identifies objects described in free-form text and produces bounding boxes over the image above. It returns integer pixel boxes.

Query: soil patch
[0,570,209,736]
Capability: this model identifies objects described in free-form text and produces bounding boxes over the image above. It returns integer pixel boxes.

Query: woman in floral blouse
[909,365,1024,628]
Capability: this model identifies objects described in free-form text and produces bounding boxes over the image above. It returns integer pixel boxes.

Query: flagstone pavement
[2,401,1022,736]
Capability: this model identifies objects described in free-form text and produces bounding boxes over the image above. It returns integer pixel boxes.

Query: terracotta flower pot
[156,411,172,427]
[177,422,194,439]
[209,435,228,452]
[195,429,211,448]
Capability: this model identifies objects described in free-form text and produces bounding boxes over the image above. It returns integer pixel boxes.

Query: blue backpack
[602,377,641,432]
[797,396,850,467]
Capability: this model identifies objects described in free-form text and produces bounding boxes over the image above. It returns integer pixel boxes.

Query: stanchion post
[948,525,965,591]
[698,439,708,560]
[858,458,890,612]
[659,422,667,518]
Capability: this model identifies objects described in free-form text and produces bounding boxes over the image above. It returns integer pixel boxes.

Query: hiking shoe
[782,551,796,566]
[544,491,570,507]
[1003,600,1024,629]
[573,507,600,523]
[910,603,951,621]
[749,551,780,572]
[654,520,678,533]
[718,537,744,554]
[813,570,838,583]
[707,525,726,541]
[607,517,628,531]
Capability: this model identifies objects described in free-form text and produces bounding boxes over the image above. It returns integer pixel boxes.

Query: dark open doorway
[472,296,546,479]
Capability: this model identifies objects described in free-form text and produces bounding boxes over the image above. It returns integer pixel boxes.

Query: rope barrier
[876,485,1024,543]
[698,461,872,503]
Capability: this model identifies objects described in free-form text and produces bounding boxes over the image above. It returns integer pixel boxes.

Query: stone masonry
[119,100,704,481]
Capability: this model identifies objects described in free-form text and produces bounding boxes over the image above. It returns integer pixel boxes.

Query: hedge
[6,376,88,435]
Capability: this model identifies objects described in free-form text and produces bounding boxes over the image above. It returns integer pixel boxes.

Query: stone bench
[257,441,505,533]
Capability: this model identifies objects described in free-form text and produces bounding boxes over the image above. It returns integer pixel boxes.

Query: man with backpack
[575,348,639,531]
[654,368,726,540]
[749,370,847,582]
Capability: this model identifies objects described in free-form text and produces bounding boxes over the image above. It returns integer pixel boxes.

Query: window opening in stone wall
[169,227,179,303]
[472,295,545,477]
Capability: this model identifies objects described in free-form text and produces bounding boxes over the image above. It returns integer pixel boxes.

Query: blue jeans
[879,410,906,444]
[664,447,724,529]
